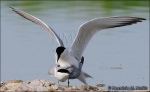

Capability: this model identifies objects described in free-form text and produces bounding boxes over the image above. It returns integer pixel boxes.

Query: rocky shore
[1,79,149,92]
[0,79,106,91]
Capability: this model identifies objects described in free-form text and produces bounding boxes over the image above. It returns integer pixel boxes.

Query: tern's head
[48,65,69,82]
[56,46,66,61]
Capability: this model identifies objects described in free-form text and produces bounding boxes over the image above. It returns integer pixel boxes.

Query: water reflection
[3,1,149,15]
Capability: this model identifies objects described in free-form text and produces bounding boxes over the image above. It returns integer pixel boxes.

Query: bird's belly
[56,72,69,82]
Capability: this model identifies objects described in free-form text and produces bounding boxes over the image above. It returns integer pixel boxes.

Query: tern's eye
[57,65,60,67]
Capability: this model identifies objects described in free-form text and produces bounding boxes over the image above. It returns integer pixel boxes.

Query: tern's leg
[68,79,69,87]
[58,80,59,85]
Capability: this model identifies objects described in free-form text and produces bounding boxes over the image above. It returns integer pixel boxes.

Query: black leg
[68,79,69,87]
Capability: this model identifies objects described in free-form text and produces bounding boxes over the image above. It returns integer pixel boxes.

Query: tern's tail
[77,71,92,85]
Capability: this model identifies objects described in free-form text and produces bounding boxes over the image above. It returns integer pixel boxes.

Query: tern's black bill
[58,69,69,74]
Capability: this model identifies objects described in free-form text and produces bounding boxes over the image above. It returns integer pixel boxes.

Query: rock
[7,79,23,83]
[96,83,105,87]
[79,85,99,91]
[0,79,107,91]
[0,82,6,87]
[89,85,99,91]
[71,85,79,90]
[1,81,48,91]
[79,85,89,91]
[0,79,54,91]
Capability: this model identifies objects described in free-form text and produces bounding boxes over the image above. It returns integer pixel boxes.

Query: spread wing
[70,16,146,60]
[10,7,64,46]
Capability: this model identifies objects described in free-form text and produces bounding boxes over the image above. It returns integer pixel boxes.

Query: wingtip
[90,76,93,79]
[138,17,146,20]
[9,7,17,12]
[9,6,14,10]
[130,16,146,20]
[111,16,146,21]
[135,17,146,21]
[141,18,146,20]
[9,6,13,8]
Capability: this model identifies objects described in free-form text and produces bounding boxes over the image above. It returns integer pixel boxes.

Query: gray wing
[70,16,146,60]
[10,7,64,46]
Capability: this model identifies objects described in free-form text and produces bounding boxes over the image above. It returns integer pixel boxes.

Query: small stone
[26,81,31,84]
[89,86,99,91]
[0,86,8,91]
[51,84,59,90]
[89,86,95,90]
[7,80,23,83]
[47,88,55,92]
[57,86,64,90]
[71,85,79,90]
[0,82,6,87]
[80,85,89,91]
[96,84,105,87]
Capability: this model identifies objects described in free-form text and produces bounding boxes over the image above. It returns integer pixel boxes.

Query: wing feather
[10,7,64,46]
[70,16,146,59]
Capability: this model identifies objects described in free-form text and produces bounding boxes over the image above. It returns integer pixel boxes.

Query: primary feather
[70,17,146,60]
[10,7,64,46]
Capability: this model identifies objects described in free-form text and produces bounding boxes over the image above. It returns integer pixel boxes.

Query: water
[1,1,149,88]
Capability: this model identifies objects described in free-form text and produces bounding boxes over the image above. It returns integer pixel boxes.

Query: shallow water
[1,1,149,88]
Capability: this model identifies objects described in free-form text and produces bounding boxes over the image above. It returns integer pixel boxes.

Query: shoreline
[0,79,149,91]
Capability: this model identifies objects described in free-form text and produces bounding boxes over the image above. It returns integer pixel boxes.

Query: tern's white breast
[56,72,69,82]
[58,48,79,68]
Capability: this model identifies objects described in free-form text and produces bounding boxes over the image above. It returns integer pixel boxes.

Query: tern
[10,7,145,86]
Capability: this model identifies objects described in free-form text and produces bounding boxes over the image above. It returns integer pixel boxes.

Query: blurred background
[1,1,149,88]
